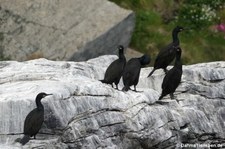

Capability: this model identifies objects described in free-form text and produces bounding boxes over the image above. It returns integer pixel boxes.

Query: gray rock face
[0,0,134,61]
[0,56,225,148]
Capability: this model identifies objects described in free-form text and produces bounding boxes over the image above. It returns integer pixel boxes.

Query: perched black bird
[158,47,182,100]
[148,26,184,77]
[19,92,52,145]
[100,45,126,89]
[122,54,150,91]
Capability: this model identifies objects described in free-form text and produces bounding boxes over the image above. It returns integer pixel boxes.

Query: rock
[125,48,143,60]
[0,0,135,61]
[0,55,225,148]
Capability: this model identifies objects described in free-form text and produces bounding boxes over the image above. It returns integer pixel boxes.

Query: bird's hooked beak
[44,94,53,98]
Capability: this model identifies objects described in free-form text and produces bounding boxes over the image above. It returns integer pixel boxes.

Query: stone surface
[0,55,225,148]
[0,0,135,61]
[125,48,143,60]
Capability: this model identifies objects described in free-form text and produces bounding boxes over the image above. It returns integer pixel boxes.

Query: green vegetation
[110,0,225,64]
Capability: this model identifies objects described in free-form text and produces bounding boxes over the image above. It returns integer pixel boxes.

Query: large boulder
[0,56,225,148]
[0,0,135,61]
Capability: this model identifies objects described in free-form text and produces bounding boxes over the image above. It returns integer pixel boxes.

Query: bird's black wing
[161,67,181,96]
[154,43,175,68]
[24,108,44,136]
[104,59,125,82]
[123,59,141,86]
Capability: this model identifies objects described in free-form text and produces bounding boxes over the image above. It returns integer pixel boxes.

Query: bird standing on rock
[100,45,126,89]
[19,92,52,145]
[158,47,183,100]
[122,54,151,92]
[148,26,184,77]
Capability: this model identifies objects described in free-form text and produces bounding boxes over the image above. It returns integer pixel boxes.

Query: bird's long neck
[175,54,182,70]
[36,99,44,111]
[172,31,180,46]
[119,50,125,60]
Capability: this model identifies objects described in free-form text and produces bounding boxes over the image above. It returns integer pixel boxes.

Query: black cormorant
[19,92,52,145]
[158,47,182,100]
[148,26,184,77]
[122,54,150,91]
[100,45,126,89]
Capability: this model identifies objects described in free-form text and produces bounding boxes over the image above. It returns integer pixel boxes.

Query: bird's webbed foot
[132,89,143,93]
[132,86,143,93]
[155,100,170,105]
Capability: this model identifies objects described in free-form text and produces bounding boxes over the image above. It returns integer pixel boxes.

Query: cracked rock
[0,55,225,148]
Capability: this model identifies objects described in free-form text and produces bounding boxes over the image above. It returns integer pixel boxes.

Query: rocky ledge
[0,55,225,148]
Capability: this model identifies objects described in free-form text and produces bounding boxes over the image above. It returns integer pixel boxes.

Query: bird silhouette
[158,47,182,100]
[19,92,52,145]
[148,26,184,77]
[122,54,150,91]
[100,45,126,89]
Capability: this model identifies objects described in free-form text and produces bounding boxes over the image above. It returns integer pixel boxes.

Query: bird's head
[140,54,151,66]
[175,46,181,51]
[117,45,124,53]
[36,92,53,100]
[174,26,184,33]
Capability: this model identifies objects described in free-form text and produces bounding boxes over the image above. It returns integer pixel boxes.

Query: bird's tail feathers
[20,135,30,145]
[100,79,106,83]
[158,95,163,100]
